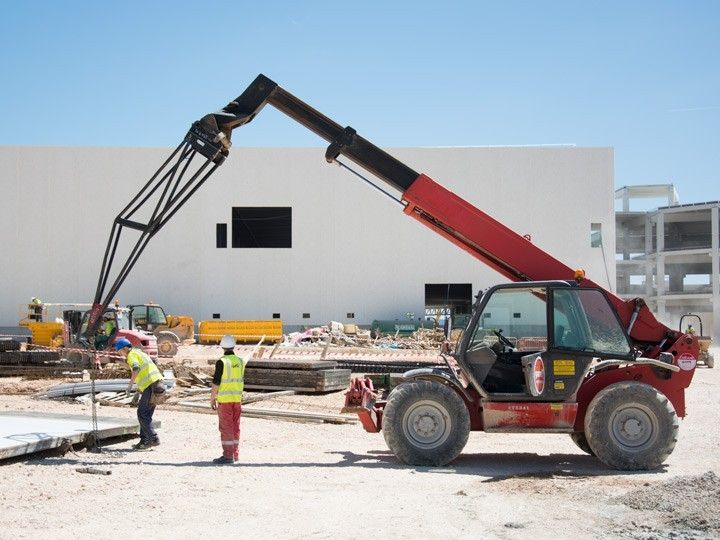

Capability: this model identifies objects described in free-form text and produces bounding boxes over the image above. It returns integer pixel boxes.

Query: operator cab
[77,307,129,350]
[457,281,634,400]
[128,304,168,333]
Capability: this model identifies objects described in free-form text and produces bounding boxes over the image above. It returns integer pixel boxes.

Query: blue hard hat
[114,338,132,351]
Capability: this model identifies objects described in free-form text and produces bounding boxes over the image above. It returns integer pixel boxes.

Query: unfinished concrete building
[616,184,720,340]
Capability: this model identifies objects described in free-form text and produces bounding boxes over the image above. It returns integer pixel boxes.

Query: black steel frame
[88,74,422,338]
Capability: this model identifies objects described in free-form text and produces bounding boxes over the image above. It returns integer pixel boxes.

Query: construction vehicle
[679,313,714,368]
[127,303,194,357]
[84,74,702,470]
[21,301,158,362]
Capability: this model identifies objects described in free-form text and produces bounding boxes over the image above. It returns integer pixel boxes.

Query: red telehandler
[85,75,699,470]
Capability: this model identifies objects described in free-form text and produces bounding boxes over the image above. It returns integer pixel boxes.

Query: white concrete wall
[0,145,615,327]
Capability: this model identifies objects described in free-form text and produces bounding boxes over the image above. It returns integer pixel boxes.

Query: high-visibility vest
[216,354,245,404]
[127,348,162,392]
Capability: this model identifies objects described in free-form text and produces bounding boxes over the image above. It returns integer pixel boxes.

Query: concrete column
[669,271,683,294]
[656,214,665,296]
[712,206,719,340]
[645,216,654,297]
[656,213,667,323]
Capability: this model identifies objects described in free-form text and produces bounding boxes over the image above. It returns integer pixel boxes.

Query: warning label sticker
[677,353,697,371]
[553,359,575,376]
[554,380,565,390]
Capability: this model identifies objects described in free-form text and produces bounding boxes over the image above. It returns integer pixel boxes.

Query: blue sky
[1,1,717,204]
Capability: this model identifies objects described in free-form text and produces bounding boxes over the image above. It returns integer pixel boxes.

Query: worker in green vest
[115,338,163,450]
[210,334,247,464]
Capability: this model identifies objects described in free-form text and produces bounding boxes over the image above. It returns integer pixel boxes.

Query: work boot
[148,438,160,447]
[132,441,153,450]
[212,456,234,465]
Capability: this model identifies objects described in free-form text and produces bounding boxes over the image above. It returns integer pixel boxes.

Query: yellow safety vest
[216,354,245,404]
[127,348,162,392]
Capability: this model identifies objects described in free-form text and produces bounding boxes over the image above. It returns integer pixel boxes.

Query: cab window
[147,306,167,325]
[552,288,632,357]
[468,287,548,351]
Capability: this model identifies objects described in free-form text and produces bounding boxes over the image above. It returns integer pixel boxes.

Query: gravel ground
[0,350,718,539]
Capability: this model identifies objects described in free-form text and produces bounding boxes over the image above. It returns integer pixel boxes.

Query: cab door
[542,286,635,399]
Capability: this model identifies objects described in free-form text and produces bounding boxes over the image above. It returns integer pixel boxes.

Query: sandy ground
[0,354,718,539]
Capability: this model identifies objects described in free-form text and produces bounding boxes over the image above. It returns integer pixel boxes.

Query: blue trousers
[137,386,158,443]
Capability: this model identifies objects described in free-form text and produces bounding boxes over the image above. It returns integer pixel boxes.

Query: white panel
[0,145,615,327]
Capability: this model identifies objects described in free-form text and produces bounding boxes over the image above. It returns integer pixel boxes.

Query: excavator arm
[87,74,680,356]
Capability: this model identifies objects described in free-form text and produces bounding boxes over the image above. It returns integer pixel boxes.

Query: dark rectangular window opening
[272,313,281,319]
[513,312,521,318]
[232,207,292,248]
[302,313,311,319]
[424,283,473,317]
[346,313,355,319]
[212,313,221,319]
[216,223,227,248]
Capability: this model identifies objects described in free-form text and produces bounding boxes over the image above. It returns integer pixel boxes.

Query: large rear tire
[157,331,180,357]
[382,380,470,466]
[584,382,678,470]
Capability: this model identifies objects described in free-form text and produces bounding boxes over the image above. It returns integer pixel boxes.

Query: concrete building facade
[1,145,615,329]
[616,185,720,340]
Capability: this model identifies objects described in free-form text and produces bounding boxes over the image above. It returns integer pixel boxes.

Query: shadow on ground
[24,448,666,479]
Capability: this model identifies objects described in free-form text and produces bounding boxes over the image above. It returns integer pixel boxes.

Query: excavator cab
[128,304,168,333]
[457,281,634,400]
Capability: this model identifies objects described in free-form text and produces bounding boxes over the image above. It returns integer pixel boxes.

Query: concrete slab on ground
[0,410,160,460]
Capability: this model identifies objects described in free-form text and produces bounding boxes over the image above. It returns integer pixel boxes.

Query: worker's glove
[125,385,132,398]
[211,398,217,411]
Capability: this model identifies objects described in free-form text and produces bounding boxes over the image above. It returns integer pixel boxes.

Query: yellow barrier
[19,321,64,347]
[197,320,283,344]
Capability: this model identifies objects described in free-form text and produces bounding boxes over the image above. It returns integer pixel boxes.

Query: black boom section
[189,74,420,192]
[89,74,420,339]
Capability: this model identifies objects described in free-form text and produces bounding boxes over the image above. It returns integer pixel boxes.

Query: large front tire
[705,352,714,369]
[382,380,470,466]
[584,382,678,470]
[157,331,180,357]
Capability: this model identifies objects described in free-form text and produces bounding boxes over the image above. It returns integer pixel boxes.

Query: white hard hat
[220,334,236,349]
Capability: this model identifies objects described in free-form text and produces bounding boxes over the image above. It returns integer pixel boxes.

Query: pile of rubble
[285,321,449,350]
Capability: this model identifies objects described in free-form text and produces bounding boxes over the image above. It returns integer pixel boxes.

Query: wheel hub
[414,414,439,437]
[610,404,657,450]
[402,400,451,449]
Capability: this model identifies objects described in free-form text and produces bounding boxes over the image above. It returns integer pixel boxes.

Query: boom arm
[88,74,678,354]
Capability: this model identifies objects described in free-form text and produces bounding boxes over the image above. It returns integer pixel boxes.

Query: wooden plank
[244,368,350,392]
[174,402,356,424]
[242,390,296,405]
[247,358,337,370]
[189,372,210,387]
[206,357,337,370]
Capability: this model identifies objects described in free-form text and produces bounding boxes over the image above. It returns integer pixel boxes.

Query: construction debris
[44,372,176,398]
[76,467,112,475]
[284,322,449,350]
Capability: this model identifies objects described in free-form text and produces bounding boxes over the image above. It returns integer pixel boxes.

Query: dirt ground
[0,351,718,539]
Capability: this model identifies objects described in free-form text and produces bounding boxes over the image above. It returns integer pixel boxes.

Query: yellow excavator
[127,303,195,357]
